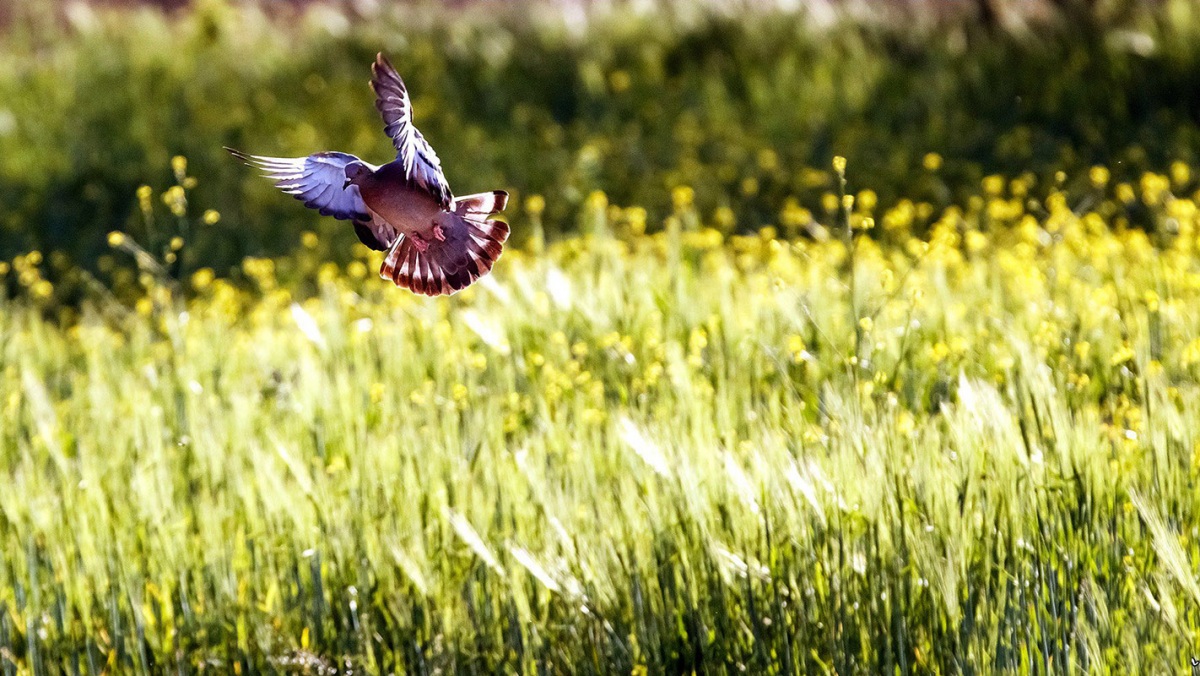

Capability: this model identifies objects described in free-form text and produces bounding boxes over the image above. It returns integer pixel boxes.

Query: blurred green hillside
[5,0,1200,278]
[13,3,1200,673]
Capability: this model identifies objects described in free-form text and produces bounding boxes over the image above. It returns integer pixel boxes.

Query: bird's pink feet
[432,224,446,242]
[410,235,429,253]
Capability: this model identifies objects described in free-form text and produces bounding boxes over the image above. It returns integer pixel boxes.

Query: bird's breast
[359,175,444,238]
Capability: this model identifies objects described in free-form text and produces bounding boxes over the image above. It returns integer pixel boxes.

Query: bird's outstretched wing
[370,53,453,208]
[226,148,375,221]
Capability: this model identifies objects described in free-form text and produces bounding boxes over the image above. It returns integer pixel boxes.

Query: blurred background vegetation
[5,0,1200,296]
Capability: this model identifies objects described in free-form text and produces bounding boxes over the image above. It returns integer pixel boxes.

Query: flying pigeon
[227,53,509,296]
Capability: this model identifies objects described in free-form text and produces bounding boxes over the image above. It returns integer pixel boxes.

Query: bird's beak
[343,178,352,189]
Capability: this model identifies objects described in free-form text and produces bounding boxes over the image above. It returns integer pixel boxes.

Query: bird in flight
[227,53,509,296]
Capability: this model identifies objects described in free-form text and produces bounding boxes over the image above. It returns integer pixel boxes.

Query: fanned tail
[454,191,508,218]
[380,212,510,296]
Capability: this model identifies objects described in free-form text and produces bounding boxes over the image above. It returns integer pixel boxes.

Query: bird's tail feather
[454,191,509,218]
[380,212,510,296]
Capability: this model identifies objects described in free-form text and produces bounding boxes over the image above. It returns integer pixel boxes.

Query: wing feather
[227,147,376,222]
[370,53,453,208]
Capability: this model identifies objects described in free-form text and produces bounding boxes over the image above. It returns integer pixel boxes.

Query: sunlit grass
[3,161,1200,671]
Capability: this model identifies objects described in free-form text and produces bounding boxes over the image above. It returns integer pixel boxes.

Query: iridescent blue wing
[227,148,376,221]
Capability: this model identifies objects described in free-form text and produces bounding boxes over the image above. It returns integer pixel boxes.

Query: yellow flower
[1110,344,1135,366]
[1171,161,1190,187]
[786,334,807,362]
[452,383,469,403]
[882,200,916,232]
[1182,338,1200,368]
[922,153,942,172]
[137,185,153,213]
[525,194,546,216]
[644,362,664,385]
[1074,341,1091,361]
[832,155,847,175]
[671,185,695,210]
[191,268,215,291]
[162,185,187,217]
[1088,165,1110,189]
[625,206,647,235]
[301,231,319,249]
[965,230,987,253]
[202,209,221,225]
[1140,172,1170,205]
[982,175,1004,197]
[107,231,126,248]
[586,190,608,211]
[757,148,778,171]
[713,206,736,230]
[1143,290,1159,312]
[1116,183,1136,204]
[317,262,339,284]
[929,342,950,363]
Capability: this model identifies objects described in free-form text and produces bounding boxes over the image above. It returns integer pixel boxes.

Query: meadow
[5,0,1200,673]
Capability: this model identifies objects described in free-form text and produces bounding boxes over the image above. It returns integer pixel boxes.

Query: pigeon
[227,53,509,296]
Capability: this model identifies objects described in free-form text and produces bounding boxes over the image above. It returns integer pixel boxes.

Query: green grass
[5,171,1200,670]
[7,0,1200,672]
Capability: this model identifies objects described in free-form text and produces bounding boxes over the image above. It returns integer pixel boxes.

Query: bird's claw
[432,225,446,242]
[411,235,429,253]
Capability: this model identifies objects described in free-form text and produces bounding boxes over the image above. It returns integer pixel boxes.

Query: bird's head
[343,162,371,189]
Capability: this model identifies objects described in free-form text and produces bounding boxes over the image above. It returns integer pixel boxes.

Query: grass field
[4,159,1200,672]
[9,0,1200,672]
